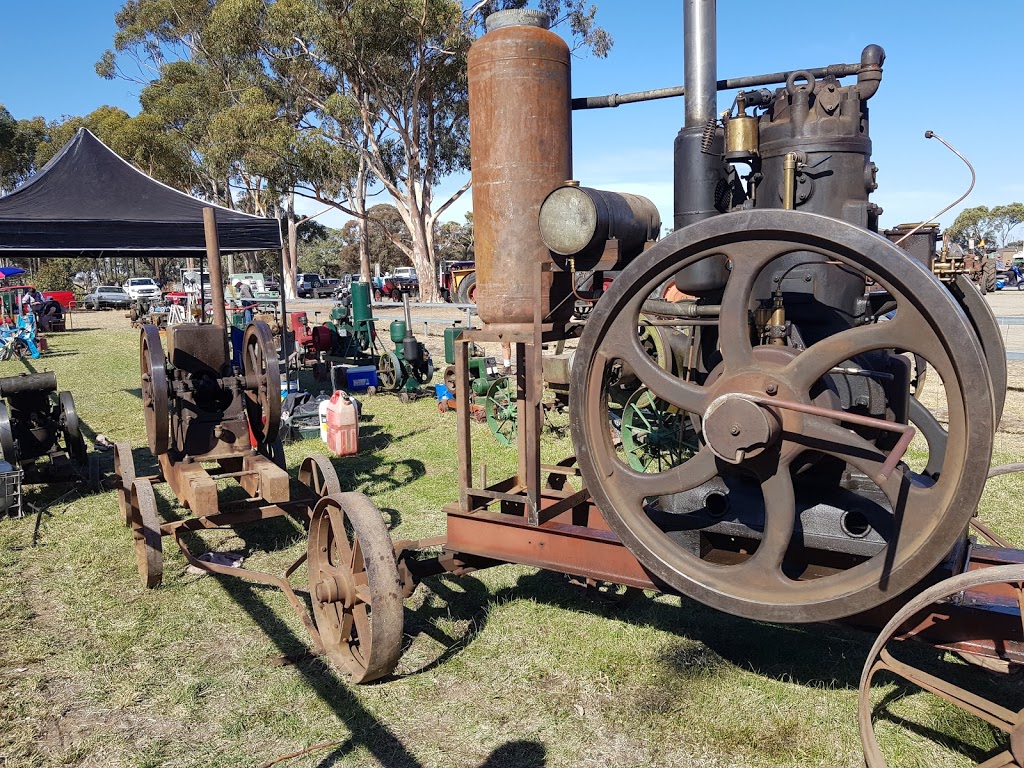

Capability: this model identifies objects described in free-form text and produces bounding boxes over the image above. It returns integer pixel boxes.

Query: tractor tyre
[983,259,997,293]
[457,273,477,304]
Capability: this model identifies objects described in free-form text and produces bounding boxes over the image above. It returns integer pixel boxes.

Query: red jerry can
[326,391,359,457]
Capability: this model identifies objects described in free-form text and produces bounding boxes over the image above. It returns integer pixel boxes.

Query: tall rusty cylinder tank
[468,10,573,328]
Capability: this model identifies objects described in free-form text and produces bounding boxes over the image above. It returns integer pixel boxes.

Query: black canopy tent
[0,127,292,366]
[0,128,282,256]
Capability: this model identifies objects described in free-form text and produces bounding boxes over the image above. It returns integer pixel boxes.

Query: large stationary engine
[462,6,1004,623]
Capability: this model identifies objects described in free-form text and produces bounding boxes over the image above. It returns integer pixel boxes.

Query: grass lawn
[1,310,1022,768]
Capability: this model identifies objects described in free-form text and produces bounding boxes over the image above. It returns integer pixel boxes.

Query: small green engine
[376,295,434,398]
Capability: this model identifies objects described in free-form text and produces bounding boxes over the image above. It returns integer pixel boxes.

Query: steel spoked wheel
[308,493,404,683]
[414,352,434,385]
[113,442,136,527]
[859,564,1024,768]
[298,454,342,499]
[0,402,18,466]
[377,351,402,392]
[58,391,87,466]
[620,386,697,473]
[130,478,163,589]
[485,376,517,447]
[140,325,169,455]
[242,321,282,446]
[569,209,994,623]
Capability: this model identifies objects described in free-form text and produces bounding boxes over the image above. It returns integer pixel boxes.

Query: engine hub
[704,394,780,464]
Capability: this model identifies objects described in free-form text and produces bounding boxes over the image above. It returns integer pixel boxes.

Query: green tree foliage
[33,259,78,292]
[336,205,413,276]
[97,0,610,300]
[36,106,188,188]
[479,1,612,55]
[0,104,46,194]
[949,203,1024,248]
[434,213,474,262]
[988,204,1024,247]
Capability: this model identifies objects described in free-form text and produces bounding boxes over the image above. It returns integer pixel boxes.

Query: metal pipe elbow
[856,44,885,101]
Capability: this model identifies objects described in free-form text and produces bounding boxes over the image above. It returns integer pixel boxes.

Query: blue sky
[2,0,1022,235]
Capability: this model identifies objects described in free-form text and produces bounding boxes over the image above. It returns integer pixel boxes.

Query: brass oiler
[724,91,761,164]
[724,113,759,162]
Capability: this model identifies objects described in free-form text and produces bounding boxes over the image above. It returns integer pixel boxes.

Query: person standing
[234,279,256,325]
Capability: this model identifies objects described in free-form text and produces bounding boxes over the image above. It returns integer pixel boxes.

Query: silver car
[84,285,132,310]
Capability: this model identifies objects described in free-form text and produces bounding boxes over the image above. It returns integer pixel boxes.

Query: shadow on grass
[209,566,548,768]
[867,681,1006,765]
[405,567,876,690]
[399,568,1024,766]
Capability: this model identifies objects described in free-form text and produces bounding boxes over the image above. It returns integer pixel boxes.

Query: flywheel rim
[307,492,404,683]
[570,209,994,623]
[140,325,169,455]
[242,321,281,446]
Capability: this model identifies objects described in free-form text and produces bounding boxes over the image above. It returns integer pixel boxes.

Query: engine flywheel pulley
[569,209,995,623]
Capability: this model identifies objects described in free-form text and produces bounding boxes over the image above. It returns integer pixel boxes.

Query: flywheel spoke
[789,414,917,501]
[741,461,796,582]
[623,445,719,501]
[784,320,910,392]
[715,248,761,369]
[605,321,707,415]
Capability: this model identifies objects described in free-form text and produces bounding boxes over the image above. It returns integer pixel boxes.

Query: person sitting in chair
[35,299,64,332]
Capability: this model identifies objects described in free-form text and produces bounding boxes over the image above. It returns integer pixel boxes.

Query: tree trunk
[409,218,437,303]
[282,196,299,300]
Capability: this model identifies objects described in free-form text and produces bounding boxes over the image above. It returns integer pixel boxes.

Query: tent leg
[279,249,290,389]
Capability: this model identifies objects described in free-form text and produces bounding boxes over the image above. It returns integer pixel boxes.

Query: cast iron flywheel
[569,209,995,623]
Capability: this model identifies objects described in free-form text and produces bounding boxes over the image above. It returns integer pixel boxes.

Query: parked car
[123,277,161,301]
[84,285,132,310]
[296,273,323,298]
[313,277,341,298]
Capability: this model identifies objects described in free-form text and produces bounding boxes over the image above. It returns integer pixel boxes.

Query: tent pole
[279,247,291,387]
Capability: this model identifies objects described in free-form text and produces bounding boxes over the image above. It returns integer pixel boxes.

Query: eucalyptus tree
[950,203,1024,248]
[0,105,46,195]
[289,0,610,301]
[98,0,333,294]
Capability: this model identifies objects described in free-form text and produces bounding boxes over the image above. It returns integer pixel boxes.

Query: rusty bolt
[765,383,778,395]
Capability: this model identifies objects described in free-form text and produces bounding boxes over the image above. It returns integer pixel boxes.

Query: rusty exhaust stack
[674,0,729,292]
[203,207,227,328]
